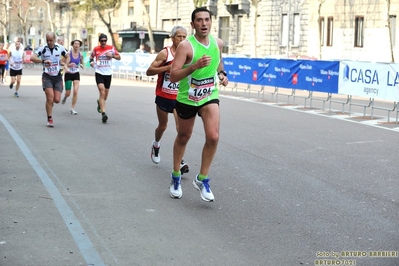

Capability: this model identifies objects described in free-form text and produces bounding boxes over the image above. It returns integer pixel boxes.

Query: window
[219,17,230,53]
[281,13,289,46]
[354,16,364,47]
[128,1,134,16]
[327,16,333,46]
[237,16,243,44]
[319,17,325,46]
[390,15,396,46]
[292,13,300,46]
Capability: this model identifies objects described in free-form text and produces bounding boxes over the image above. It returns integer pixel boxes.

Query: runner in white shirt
[89,33,121,123]
[8,40,24,97]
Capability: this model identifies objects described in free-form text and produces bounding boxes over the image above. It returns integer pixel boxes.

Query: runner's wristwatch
[218,70,227,77]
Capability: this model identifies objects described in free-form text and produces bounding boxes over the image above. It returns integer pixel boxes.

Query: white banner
[338,61,399,101]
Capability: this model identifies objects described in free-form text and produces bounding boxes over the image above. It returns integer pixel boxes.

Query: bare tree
[74,0,121,48]
[0,0,10,42]
[13,0,36,45]
[42,0,54,32]
[141,0,155,53]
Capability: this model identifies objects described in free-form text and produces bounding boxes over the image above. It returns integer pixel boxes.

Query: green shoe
[97,99,102,113]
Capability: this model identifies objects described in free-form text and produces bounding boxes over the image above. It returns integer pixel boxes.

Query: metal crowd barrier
[221,82,399,124]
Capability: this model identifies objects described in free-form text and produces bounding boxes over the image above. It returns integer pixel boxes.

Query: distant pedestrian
[89,33,121,123]
[135,44,147,53]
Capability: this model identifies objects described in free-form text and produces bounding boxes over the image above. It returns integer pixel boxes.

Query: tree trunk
[94,7,117,48]
[43,0,54,32]
[142,1,155,53]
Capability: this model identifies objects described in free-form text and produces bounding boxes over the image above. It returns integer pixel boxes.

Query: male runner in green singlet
[168,7,229,202]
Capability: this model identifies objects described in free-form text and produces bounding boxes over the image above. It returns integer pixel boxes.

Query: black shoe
[102,113,108,123]
[180,160,189,175]
[9,83,13,89]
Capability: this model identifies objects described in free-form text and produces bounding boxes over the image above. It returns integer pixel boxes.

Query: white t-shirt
[9,48,24,70]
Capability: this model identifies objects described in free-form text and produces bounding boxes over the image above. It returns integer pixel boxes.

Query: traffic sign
[29,27,35,36]
[139,31,145,39]
[81,28,87,39]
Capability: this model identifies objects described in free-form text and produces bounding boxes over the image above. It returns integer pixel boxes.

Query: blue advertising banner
[289,60,340,93]
[223,58,340,94]
[109,53,341,95]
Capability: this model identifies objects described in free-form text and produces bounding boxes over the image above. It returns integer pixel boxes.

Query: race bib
[188,77,215,102]
[68,64,79,73]
[13,60,22,69]
[162,73,179,95]
[98,56,111,68]
[44,60,60,76]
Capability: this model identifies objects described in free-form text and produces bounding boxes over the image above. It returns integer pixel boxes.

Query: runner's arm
[146,49,168,76]
[216,38,228,86]
[170,40,209,83]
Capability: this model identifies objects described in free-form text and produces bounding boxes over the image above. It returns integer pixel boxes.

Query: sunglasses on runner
[100,39,107,43]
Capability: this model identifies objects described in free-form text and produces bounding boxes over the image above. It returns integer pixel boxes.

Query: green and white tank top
[177,35,220,106]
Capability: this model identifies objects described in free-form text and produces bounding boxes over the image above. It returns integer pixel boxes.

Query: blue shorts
[155,96,176,113]
[5,61,9,70]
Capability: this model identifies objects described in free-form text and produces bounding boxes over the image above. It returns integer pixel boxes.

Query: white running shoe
[192,175,214,202]
[170,175,182,198]
[151,141,160,164]
[47,119,54,127]
[70,109,77,115]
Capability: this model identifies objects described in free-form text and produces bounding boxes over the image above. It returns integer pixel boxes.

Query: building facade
[2,0,398,63]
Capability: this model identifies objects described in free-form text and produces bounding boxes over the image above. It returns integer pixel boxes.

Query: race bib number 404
[162,73,179,95]
[188,77,215,102]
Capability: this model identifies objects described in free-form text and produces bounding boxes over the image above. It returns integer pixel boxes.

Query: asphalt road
[1,69,399,266]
